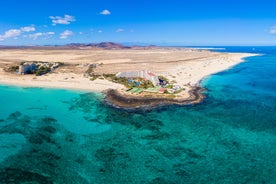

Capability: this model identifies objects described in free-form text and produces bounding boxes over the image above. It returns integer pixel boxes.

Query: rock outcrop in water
[104,86,205,110]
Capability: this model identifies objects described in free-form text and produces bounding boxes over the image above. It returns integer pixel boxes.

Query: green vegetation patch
[127,87,143,94]
[144,86,161,93]
[112,77,131,88]
[35,66,51,76]
[4,65,19,73]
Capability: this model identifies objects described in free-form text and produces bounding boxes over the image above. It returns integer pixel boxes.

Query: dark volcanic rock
[104,86,205,111]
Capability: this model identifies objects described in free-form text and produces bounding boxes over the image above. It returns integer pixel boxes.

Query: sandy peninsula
[0,47,257,109]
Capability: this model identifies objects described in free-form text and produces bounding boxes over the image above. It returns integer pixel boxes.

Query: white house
[18,63,36,74]
[116,70,160,86]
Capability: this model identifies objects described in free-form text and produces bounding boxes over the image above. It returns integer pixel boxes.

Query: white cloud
[0,29,21,41]
[116,28,124,33]
[100,10,111,15]
[60,30,73,39]
[46,32,55,35]
[49,15,75,25]
[0,25,36,41]
[29,33,43,40]
[29,32,55,40]
[270,26,276,35]
[98,30,103,33]
[21,25,35,32]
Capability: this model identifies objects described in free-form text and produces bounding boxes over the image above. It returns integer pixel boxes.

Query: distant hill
[66,42,131,49]
[95,42,131,49]
[0,42,159,50]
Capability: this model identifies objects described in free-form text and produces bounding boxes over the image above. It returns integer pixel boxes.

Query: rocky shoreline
[103,86,205,111]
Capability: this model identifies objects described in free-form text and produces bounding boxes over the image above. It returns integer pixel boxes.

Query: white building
[18,63,36,74]
[116,70,160,86]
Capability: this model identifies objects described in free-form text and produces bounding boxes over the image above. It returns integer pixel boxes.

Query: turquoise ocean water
[0,47,275,183]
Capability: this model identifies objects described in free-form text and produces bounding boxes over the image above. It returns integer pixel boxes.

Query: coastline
[0,72,124,93]
[0,48,259,110]
[104,52,259,110]
[104,86,205,110]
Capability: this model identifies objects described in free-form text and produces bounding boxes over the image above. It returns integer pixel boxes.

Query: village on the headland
[114,70,184,95]
[82,63,186,96]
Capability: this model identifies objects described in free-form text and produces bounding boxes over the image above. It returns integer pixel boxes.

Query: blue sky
[0,0,276,45]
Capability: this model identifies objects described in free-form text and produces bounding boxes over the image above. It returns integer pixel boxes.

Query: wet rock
[129,117,164,130]
[0,116,31,135]
[104,110,165,132]
[17,116,31,124]
[43,152,61,161]
[181,148,204,159]
[0,168,53,184]
[94,146,132,174]
[95,147,117,162]
[83,116,103,124]
[75,158,84,164]
[143,131,170,140]
[98,168,106,173]
[29,133,43,144]
[65,134,74,142]
[69,93,102,113]
[173,164,190,177]
[149,177,175,184]
[144,119,164,131]
[23,149,61,169]
[42,126,56,134]
[40,117,57,124]
[28,132,55,144]
[7,111,22,120]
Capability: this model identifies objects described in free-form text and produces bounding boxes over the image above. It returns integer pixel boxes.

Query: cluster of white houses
[18,62,61,75]
[116,70,184,94]
[116,70,160,86]
[18,63,36,74]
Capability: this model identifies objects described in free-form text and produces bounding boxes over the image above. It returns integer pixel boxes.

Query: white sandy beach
[163,53,258,86]
[0,48,257,93]
[0,71,124,92]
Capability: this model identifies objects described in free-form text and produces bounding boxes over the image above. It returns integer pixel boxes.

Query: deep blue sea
[0,47,275,183]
